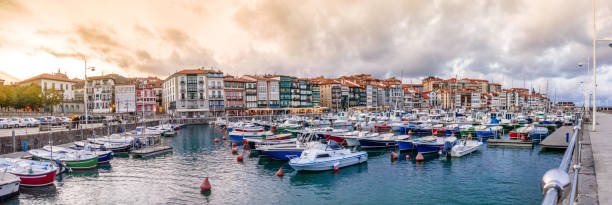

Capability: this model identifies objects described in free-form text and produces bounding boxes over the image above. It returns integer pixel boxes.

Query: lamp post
[591,0,612,131]
[83,60,95,127]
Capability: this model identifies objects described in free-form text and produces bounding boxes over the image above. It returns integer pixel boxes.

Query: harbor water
[7,125,562,205]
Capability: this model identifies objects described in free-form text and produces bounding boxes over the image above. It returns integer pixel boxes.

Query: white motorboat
[289,141,367,171]
[450,139,483,157]
[0,173,20,199]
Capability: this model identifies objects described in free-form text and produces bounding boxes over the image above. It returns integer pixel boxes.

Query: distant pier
[540,126,575,151]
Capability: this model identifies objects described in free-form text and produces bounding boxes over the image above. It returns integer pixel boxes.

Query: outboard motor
[54,159,69,173]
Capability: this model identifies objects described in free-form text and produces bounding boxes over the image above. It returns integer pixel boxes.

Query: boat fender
[390,152,398,161]
[415,152,424,161]
[333,165,339,172]
[406,155,410,160]
[232,148,238,154]
[237,154,243,162]
[276,168,284,177]
[200,177,211,191]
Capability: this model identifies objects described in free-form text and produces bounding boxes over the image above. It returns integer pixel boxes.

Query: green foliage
[0,84,62,111]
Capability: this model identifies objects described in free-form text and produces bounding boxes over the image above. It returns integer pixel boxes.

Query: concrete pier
[589,112,612,204]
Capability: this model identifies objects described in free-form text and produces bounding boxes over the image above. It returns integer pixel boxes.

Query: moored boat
[29,148,99,170]
[289,141,367,172]
[450,139,483,157]
[0,173,19,200]
[0,158,57,187]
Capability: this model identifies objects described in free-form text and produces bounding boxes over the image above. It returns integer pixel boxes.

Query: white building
[471,92,481,109]
[115,84,135,113]
[19,70,81,113]
[206,70,224,114]
[162,69,208,117]
[86,75,115,113]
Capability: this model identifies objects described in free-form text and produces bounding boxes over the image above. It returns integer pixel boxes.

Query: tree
[44,89,62,114]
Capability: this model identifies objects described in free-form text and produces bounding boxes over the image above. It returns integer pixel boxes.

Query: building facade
[162,69,208,117]
[115,84,136,113]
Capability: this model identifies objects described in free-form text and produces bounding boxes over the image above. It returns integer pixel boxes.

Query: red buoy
[232,147,238,154]
[408,130,413,136]
[333,165,339,172]
[450,133,455,138]
[200,177,211,191]
[237,154,243,161]
[468,134,472,140]
[214,138,219,143]
[222,135,227,140]
[390,152,398,160]
[406,154,410,160]
[415,152,424,161]
[276,168,284,177]
[232,142,237,147]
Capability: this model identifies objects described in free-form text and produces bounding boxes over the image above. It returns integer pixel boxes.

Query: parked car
[0,118,13,128]
[22,118,39,127]
[42,116,55,126]
[9,118,25,128]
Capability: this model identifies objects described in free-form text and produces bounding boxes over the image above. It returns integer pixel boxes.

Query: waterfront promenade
[590,112,612,204]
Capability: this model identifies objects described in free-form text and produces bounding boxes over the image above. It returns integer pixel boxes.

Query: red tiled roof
[20,71,79,84]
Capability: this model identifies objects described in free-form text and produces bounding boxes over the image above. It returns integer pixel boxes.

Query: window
[316,154,330,158]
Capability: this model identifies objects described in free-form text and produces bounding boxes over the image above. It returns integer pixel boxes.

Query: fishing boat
[47,146,113,165]
[228,130,274,142]
[357,133,398,149]
[450,139,483,157]
[529,127,549,141]
[0,173,19,200]
[413,136,457,155]
[29,148,99,170]
[509,127,532,140]
[74,141,132,153]
[414,123,432,134]
[459,124,475,137]
[474,125,502,138]
[395,135,432,151]
[431,124,445,136]
[444,124,460,136]
[89,134,136,145]
[0,158,57,186]
[373,123,392,133]
[289,141,367,172]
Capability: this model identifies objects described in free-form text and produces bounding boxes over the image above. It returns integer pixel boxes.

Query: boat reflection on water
[19,185,58,199]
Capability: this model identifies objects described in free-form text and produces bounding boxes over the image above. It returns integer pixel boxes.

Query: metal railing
[541,118,582,205]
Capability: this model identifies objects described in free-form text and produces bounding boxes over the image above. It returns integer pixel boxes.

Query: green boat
[29,149,99,170]
[460,127,475,137]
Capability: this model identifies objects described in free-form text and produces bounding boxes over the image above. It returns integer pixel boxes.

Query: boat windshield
[316,154,330,159]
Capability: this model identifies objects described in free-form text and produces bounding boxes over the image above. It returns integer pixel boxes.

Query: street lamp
[591,0,612,131]
[83,60,95,127]
[577,62,589,113]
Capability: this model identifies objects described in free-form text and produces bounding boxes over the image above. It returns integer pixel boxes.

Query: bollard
[12,129,15,152]
[566,132,569,143]
[22,141,27,152]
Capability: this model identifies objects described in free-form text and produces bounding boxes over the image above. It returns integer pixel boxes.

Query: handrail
[541,117,582,205]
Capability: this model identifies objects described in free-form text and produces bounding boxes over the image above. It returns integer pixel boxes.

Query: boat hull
[358,139,396,149]
[0,174,19,200]
[289,152,367,171]
[13,170,57,187]
[260,150,303,160]
[396,140,415,151]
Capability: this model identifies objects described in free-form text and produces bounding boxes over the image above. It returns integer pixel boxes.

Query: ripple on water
[10,126,562,205]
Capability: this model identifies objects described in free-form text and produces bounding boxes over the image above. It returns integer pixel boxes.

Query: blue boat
[396,140,415,151]
[259,148,303,160]
[358,134,397,149]
[414,137,457,154]
[228,131,273,142]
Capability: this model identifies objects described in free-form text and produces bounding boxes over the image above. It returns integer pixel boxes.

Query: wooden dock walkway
[131,146,173,158]
[540,126,575,151]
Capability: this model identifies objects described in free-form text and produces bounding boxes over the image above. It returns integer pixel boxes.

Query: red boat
[509,127,531,140]
[0,158,58,187]
[374,124,392,133]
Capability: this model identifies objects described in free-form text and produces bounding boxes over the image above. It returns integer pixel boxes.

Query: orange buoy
[200,177,211,191]
[214,138,219,143]
[333,165,339,172]
[405,154,410,160]
[415,152,424,161]
[237,154,243,161]
[276,168,284,177]
[232,147,238,154]
[390,152,398,160]
[450,133,455,138]
[468,134,472,140]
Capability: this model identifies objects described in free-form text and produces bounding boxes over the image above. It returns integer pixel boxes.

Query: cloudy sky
[0,0,611,105]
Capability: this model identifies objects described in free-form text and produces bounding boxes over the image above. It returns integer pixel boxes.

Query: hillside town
[3,67,563,117]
